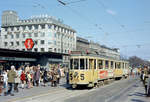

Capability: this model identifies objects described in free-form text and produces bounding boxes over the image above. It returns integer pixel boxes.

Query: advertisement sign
[24,38,34,50]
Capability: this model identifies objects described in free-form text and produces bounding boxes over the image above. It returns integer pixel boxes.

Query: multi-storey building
[0,10,76,65]
[76,37,89,52]
[76,36,120,60]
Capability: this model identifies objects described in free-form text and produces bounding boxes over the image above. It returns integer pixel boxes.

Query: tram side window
[98,60,103,69]
[117,62,121,69]
[80,59,84,70]
[105,60,109,69]
[115,62,117,69]
[122,63,124,69]
[86,59,88,69]
[70,59,73,69]
[89,59,93,69]
[111,61,114,69]
[94,59,96,69]
[74,59,79,69]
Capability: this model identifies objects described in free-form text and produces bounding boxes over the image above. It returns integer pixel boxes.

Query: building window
[16,41,19,46]
[54,25,56,30]
[16,26,19,31]
[34,48,38,52]
[28,25,32,30]
[54,41,56,45]
[41,40,45,44]
[48,48,52,52]
[41,32,45,37]
[16,34,19,38]
[54,48,56,52]
[23,26,26,30]
[10,27,13,31]
[48,25,51,29]
[4,35,7,39]
[22,41,25,45]
[10,42,14,46]
[4,42,7,46]
[34,33,38,37]
[23,34,26,38]
[28,33,32,37]
[54,33,56,38]
[41,25,45,29]
[34,25,38,29]
[41,48,45,52]
[34,40,38,45]
[11,34,14,39]
[4,28,8,31]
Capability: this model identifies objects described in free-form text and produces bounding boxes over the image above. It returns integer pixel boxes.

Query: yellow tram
[69,53,129,88]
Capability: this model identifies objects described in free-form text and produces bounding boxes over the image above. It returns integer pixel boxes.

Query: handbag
[15,77,21,83]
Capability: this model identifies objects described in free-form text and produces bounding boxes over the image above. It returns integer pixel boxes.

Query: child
[20,71,26,89]
[2,70,8,95]
[27,72,31,89]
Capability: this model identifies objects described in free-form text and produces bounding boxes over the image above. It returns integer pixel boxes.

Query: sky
[0,0,150,60]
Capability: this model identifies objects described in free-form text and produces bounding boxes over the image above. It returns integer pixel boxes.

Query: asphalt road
[65,77,140,102]
[1,76,147,102]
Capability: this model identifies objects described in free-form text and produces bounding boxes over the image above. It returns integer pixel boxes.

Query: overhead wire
[95,0,126,31]
[56,0,109,41]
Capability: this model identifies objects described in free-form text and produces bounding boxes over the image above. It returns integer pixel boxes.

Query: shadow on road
[128,92,146,97]
[131,99,146,102]
[60,83,93,90]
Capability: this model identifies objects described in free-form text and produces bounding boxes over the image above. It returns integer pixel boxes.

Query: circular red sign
[24,38,34,50]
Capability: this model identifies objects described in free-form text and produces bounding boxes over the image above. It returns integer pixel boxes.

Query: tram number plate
[80,74,84,80]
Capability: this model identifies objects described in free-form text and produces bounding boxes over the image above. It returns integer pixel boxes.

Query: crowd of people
[140,66,150,97]
[0,64,67,96]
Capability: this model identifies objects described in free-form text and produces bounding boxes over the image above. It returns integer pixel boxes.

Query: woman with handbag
[14,68,21,92]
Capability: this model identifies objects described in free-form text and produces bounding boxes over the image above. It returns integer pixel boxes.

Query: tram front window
[80,59,84,70]
[74,59,79,69]
[70,59,73,69]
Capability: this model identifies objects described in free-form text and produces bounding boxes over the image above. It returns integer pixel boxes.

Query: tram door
[89,59,95,82]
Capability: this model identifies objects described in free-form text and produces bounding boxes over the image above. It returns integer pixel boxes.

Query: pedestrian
[14,68,21,92]
[43,69,48,87]
[0,64,3,75]
[51,68,58,87]
[2,70,7,96]
[143,66,149,94]
[57,66,61,84]
[146,73,150,96]
[34,67,40,86]
[20,70,26,89]
[6,65,17,96]
[26,71,32,89]
[0,74,4,96]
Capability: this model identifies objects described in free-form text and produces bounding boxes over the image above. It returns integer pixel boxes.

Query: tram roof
[70,53,128,62]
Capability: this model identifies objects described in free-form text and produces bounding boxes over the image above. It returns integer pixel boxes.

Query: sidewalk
[0,78,68,102]
[124,80,150,102]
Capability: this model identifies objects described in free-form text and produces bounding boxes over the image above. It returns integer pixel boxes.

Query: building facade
[76,36,120,60]
[76,37,89,53]
[0,10,76,65]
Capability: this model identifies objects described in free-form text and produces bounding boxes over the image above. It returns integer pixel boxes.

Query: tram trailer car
[69,54,129,88]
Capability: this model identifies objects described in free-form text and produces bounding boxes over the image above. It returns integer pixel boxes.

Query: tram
[69,52,129,88]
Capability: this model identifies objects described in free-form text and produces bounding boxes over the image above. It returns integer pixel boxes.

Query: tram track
[4,77,138,102]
